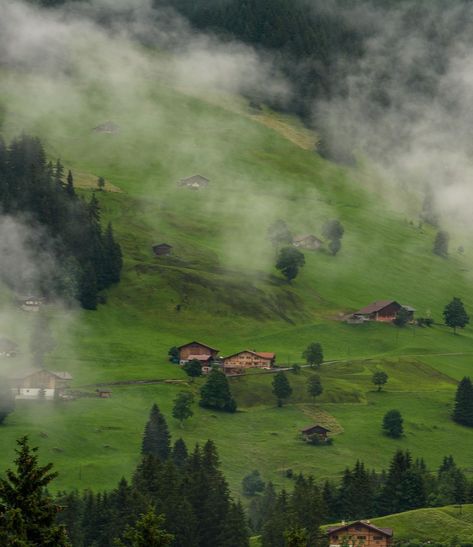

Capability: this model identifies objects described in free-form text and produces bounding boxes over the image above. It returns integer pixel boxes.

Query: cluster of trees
[0,135,122,309]
[0,406,250,546]
[267,219,344,283]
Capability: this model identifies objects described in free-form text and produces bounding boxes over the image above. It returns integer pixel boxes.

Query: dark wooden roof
[301,424,331,434]
[177,341,219,352]
[152,243,172,250]
[328,521,393,537]
[355,300,399,315]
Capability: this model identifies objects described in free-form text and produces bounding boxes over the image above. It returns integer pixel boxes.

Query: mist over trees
[0,135,122,309]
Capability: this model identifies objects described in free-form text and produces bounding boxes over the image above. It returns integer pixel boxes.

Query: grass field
[1,61,473,499]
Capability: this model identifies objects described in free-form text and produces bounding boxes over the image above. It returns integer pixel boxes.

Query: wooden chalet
[152,243,172,256]
[177,175,209,190]
[11,369,73,400]
[223,350,276,375]
[352,300,415,322]
[96,389,112,399]
[178,341,219,365]
[0,338,18,357]
[293,234,323,251]
[301,424,330,441]
[328,521,393,547]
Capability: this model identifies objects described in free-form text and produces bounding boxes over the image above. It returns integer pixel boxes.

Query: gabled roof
[179,175,209,185]
[223,350,275,360]
[153,243,172,249]
[355,300,399,315]
[301,424,330,434]
[11,369,72,380]
[293,234,322,243]
[328,520,393,537]
[50,371,73,380]
[177,341,219,352]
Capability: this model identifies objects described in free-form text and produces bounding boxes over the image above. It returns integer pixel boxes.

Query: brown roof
[51,371,73,380]
[355,300,399,315]
[153,243,172,249]
[223,350,275,360]
[293,234,322,243]
[301,424,331,434]
[328,521,393,537]
[177,341,219,352]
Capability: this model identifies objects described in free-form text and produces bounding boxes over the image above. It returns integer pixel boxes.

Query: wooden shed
[301,424,330,441]
[152,243,172,256]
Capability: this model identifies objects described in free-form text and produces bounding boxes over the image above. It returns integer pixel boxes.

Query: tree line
[0,135,122,309]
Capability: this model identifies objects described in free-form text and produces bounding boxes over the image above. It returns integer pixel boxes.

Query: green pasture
[1,65,473,499]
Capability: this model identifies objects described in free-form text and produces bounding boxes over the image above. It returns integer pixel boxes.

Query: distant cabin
[93,121,120,134]
[178,341,219,365]
[177,175,209,190]
[223,350,275,375]
[11,369,73,400]
[351,300,415,322]
[18,296,45,312]
[328,521,393,547]
[301,424,330,441]
[96,389,112,399]
[152,243,172,256]
[0,338,18,357]
[293,234,323,251]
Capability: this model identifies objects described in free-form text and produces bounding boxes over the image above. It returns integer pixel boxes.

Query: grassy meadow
[1,65,473,504]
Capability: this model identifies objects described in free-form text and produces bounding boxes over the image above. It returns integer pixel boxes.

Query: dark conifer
[218,501,249,547]
[453,377,473,427]
[172,438,189,468]
[141,404,171,461]
[65,170,76,198]
[0,437,70,546]
[199,370,237,412]
[78,262,98,310]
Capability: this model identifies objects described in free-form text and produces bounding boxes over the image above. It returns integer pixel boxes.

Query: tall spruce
[0,437,70,546]
[272,371,292,407]
[199,369,237,412]
[453,377,473,427]
[141,404,171,461]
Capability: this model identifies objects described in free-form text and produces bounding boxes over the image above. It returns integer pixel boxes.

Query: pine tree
[103,222,123,285]
[78,262,98,310]
[115,510,174,547]
[218,501,249,547]
[66,170,76,198]
[307,375,323,400]
[444,297,470,334]
[433,230,449,257]
[141,404,171,461]
[172,438,189,468]
[453,377,473,427]
[0,377,14,425]
[0,437,70,546]
[199,370,237,412]
[382,409,404,438]
[272,371,292,407]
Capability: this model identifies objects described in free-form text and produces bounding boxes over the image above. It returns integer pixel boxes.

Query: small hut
[177,175,209,190]
[152,243,172,256]
[301,424,330,441]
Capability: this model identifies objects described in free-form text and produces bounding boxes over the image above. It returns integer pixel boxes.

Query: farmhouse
[301,424,330,441]
[152,243,172,256]
[223,350,275,374]
[293,234,323,251]
[0,338,18,357]
[352,300,415,322]
[178,341,219,365]
[328,521,393,547]
[11,369,73,400]
[177,175,209,189]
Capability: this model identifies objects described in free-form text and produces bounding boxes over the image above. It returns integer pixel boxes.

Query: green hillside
[1,65,473,496]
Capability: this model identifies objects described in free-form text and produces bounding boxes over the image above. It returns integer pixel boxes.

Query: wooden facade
[12,369,72,399]
[223,350,275,374]
[301,424,330,440]
[353,300,415,322]
[328,521,393,547]
[293,234,322,251]
[178,341,219,364]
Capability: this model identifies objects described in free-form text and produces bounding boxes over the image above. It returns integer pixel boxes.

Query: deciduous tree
[444,297,469,334]
[382,409,403,438]
[372,371,388,392]
[307,375,323,400]
[172,392,194,427]
[275,247,305,282]
[302,342,323,368]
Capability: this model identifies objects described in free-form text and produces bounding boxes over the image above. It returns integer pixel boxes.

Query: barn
[152,243,172,256]
[11,369,73,399]
[177,175,209,189]
[301,424,330,441]
[293,234,323,250]
[178,341,219,364]
[352,300,415,322]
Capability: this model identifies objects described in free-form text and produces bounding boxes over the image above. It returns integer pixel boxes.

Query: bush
[383,409,404,438]
[242,470,265,496]
[417,317,434,327]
